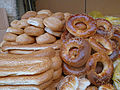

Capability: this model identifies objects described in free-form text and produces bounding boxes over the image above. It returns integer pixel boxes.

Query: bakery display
[0,9,119,90]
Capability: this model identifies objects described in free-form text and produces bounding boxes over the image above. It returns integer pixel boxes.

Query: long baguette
[0,60,52,76]
[0,48,55,58]
[0,56,50,66]
[0,69,53,85]
[2,42,61,51]
[0,79,53,90]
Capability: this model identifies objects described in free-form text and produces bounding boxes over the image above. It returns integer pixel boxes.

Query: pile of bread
[0,10,71,90]
[0,47,62,89]
[1,10,71,54]
[0,9,120,90]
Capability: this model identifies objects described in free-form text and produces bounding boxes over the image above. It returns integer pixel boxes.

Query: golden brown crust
[64,12,72,21]
[51,12,64,20]
[66,14,97,38]
[27,17,44,28]
[51,51,62,71]
[21,11,37,19]
[60,37,91,67]
[89,34,113,55]
[98,84,116,90]
[16,34,35,44]
[37,9,52,16]
[7,47,55,58]
[8,50,34,55]
[11,19,29,29]
[0,69,53,85]
[36,33,56,44]
[24,26,44,36]
[57,75,79,90]
[0,79,53,90]
[0,61,52,76]
[96,18,113,39]
[53,68,62,80]
[86,53,113,86]
[62,63,88,76]
[43,17,64,32]
[0,41,18,49]
[45,27,62,37]
[3,32,17,42]
[35,14,49,19]
[86,86,98,90]
[6,27,24,35]
[2,42,61,51]
[0,54,51,66]
[61,29,74,43]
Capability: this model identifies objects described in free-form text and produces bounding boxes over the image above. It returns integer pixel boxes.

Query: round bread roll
[36,14,49,20]
[37,9,52,16]
[36,33,56,44]
[21,11,37,19]
[6,27,24,35]
[43,17,64,32]
[3,32,17,42]
[27,17,44,28]
[18,19,29,29]
[11,19,29,29]
[16,34,35,44]
[44,27,62,37]
[10,20,19,28]
[51,12,64,20]
[24,26,44,36]
[64,12,71,21]
[57,75,79,90]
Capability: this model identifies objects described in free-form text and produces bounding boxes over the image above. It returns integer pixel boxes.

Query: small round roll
[6,27,24,35]
[43,17,64,32]
[10,20,19,28]
[45,27,62,37]
[21,11,37,19]
[24,26,44,36]
[11,19,29,29]
[37,9,52,16]
[27,17,44,28]
[16,34,35,44]
[3,32,17,42]
[64,12,72,21]
[36,33,56,44]
[35,14,49,20]
[51,12,64,20]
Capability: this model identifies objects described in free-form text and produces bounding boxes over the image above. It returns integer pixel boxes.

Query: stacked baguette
[0,48,62,89]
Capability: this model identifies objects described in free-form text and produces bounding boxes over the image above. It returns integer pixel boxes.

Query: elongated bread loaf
[0,69,53,85]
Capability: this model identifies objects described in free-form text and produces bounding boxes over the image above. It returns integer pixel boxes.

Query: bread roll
[16,34,35,44]
[3,32,17,42]
[24,26,44,36]
[36,33,56,44]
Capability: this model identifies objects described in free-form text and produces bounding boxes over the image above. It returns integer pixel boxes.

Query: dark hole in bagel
[91,48,97,55]
[98,26,105,30]
[75,22,87,30]
[69,47,79,59]
[95,62,104,74]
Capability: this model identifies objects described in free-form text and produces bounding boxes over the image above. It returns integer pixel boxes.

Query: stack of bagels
[0,9,120,90]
